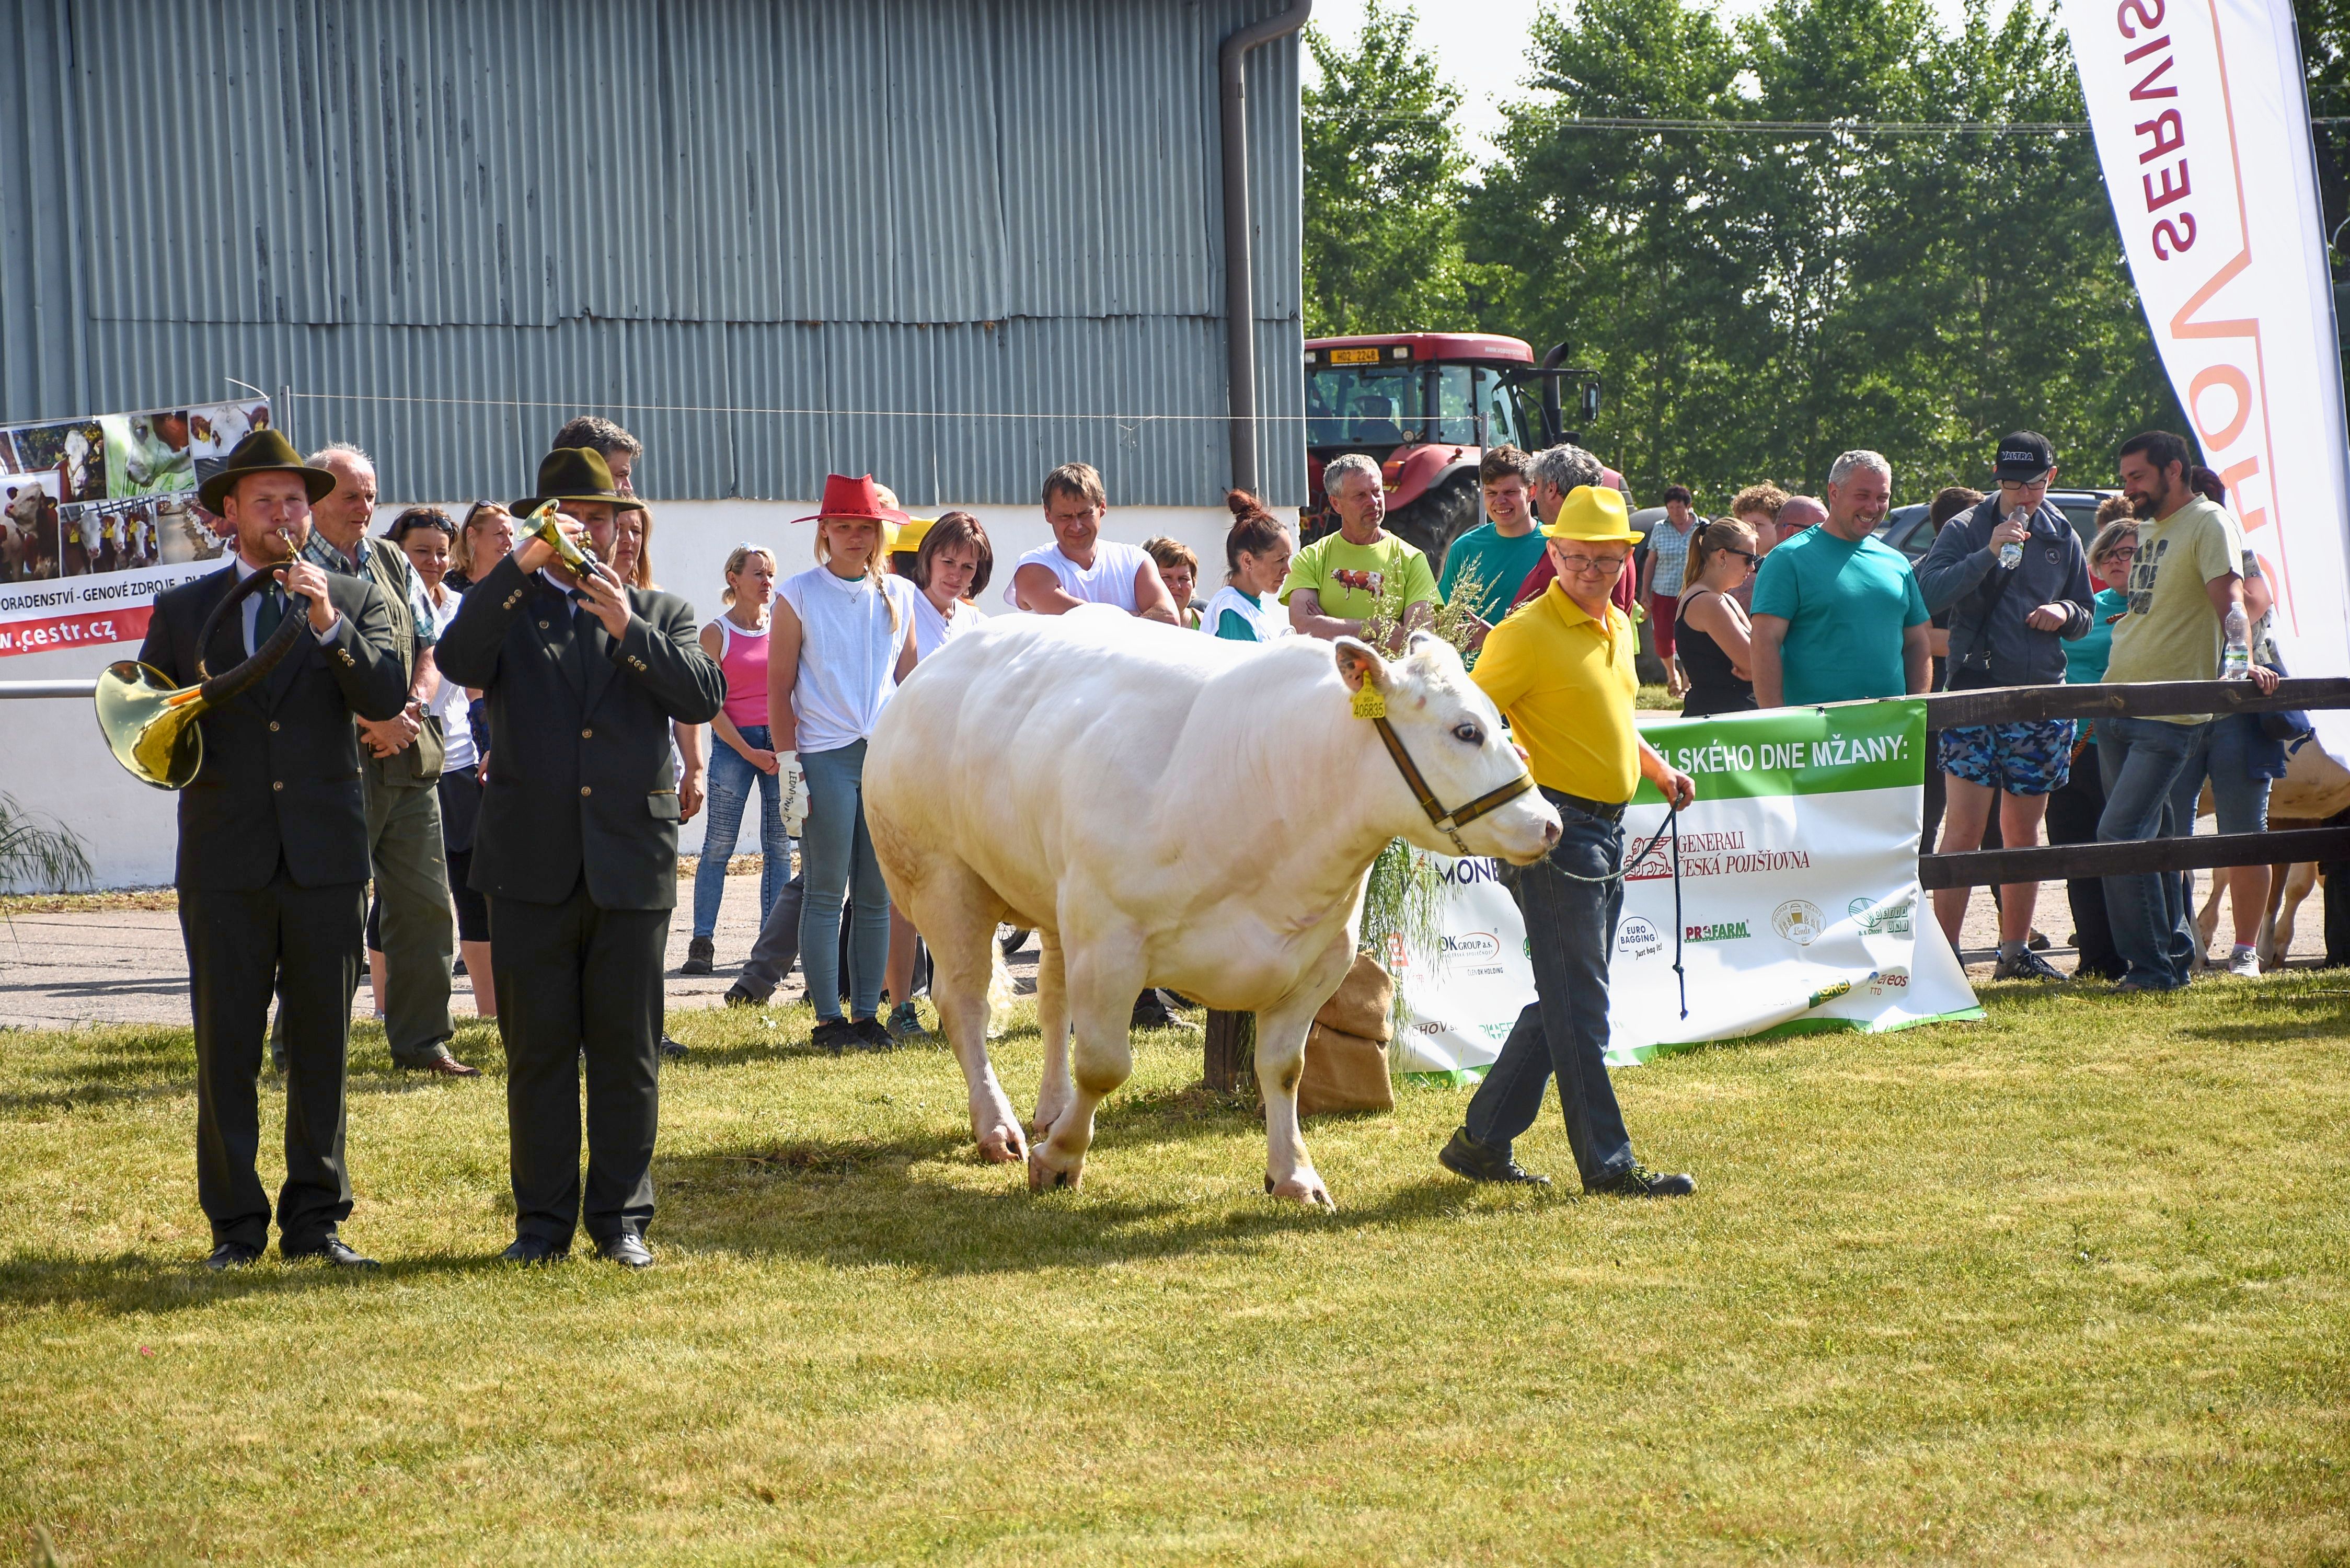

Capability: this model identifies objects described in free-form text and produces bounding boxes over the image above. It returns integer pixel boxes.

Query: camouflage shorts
[1938,719,2076,797]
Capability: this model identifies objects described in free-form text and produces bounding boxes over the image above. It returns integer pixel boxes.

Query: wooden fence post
[1203,1010,1251,1094]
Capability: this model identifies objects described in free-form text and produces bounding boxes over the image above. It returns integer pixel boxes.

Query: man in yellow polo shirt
[1437,485,1700,1197]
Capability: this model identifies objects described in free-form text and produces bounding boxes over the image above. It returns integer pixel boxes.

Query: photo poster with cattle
[1386,698,1982,1079]
[0,398,269,655]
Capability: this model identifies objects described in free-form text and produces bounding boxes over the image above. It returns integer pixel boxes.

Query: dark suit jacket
[434,554,725,910]
[136,562,409,891]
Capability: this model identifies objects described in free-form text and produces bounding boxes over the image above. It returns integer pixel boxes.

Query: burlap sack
[1315,951,1395,1042]
[1298,1021,1394,1116]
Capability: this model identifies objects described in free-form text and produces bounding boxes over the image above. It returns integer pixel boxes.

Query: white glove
[778,751,809,837]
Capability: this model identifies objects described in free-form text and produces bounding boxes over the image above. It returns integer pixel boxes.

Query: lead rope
[1544,802,1688,1021]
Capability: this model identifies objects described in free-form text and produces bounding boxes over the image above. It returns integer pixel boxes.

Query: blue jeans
[692,724,788,940]
[797,740,891,1021]
[1461,793,1637,1190]
[2096,716,2212,989]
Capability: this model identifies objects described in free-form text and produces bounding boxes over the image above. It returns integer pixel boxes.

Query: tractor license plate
[1327,346,1381,365]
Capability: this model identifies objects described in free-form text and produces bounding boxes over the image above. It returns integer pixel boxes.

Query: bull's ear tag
[1351,685,1387,719]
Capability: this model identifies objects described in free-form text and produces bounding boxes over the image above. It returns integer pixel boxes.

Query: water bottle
[1998,506,2026,571]
[2221,606,2252,680]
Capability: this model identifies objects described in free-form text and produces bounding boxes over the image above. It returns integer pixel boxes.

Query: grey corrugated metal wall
[0,0,1305,505]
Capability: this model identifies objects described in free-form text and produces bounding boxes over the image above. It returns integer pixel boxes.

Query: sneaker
[2225,945,2262,977]
[1592,1162,1696,1198]
[884,1000,925,1041]
[1131,987,1201,1033]
[852,1016,898,1051]
[1436,1127,1551,1186]
[723,983,765,1009]
[809,1017,858,1054]
[681,936,715,976]
[1992,947,2067,982]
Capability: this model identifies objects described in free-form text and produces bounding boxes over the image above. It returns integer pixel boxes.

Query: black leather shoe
[1437,1127,1551,1186]
[596,1233,654,1269]
[1593,1163,1696,1198]
[501,1236,569,1264]
[723,983,765,1009]
[1131,988,1201,1033]
[658,1035,689,1059]
[282,1237,379,1267]
[681,936,715,976]
[205,1241,263,1271]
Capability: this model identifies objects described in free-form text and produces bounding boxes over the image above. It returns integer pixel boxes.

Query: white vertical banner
[2067,0,2350,754]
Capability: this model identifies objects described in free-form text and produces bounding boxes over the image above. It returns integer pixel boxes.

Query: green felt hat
[510,447,647,516]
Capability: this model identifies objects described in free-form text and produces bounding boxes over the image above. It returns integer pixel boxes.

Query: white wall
[0,499,1237,889]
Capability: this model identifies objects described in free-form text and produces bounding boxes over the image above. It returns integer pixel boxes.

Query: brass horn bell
[95,563,312,790]
[520,500,601,575]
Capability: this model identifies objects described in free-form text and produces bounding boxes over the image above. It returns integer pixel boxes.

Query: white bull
[864,609,1561,1207]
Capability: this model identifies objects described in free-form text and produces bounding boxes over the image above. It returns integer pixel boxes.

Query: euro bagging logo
[1685,919,1750,942]
[1616,916,1663,959]
[1847,895,1912,935]
[1771,898,1825,946]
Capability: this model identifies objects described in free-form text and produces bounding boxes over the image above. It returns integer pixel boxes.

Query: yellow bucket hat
[1540,485,1645,544]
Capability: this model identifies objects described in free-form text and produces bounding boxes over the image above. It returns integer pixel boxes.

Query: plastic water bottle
[2221,607,2252,680]
[1998,507,2026,571]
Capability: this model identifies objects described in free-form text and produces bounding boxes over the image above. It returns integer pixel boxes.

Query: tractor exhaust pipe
[1222,0,1313,495]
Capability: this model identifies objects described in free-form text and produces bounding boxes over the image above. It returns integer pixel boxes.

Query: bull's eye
[1452,722,1483,745]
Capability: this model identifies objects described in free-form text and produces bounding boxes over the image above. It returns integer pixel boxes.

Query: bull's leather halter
[1370,716,1537,856]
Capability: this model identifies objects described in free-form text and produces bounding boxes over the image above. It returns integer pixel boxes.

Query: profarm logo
[1617,916,1663,959]
[1685,919,1750,942]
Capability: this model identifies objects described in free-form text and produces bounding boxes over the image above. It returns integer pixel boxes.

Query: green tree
[1300,1,1487,336]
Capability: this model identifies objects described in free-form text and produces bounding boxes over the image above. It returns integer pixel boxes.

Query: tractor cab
[1302,333,1603,569]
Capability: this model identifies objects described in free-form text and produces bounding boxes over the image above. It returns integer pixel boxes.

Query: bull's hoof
[1028,1149,1083,1194]
[1265,1171,1337,1210]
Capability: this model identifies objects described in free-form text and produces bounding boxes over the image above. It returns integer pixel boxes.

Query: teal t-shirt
[2065,586,2129,685]
[1749,526,1928,705]
[1436,523,1548,625]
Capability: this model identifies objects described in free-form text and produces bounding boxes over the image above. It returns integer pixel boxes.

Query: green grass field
[5,975,2346,1565]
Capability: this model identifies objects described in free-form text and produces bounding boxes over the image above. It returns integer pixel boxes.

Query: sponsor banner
[1389,700,1982,1077]
[0,398,264,653]
[2063,0,2350,756]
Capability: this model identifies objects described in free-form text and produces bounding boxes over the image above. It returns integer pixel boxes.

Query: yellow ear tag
[1351,684,1388,719]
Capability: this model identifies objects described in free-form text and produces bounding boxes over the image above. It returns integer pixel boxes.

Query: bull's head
[1333,632,1561,866]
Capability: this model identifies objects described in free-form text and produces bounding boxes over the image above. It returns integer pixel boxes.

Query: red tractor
[1303,333,1608,570]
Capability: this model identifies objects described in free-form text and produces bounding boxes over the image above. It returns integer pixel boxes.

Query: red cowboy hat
[789,474,911,526]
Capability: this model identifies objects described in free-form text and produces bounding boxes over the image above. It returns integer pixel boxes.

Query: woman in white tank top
[772,476,920,1052]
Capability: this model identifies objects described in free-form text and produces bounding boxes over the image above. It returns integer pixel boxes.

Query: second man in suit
[435,448,726,1267]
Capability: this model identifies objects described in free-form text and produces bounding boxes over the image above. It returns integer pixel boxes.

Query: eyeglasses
[1553,553,1628,578]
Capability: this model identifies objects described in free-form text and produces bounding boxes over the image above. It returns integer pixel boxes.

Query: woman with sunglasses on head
[445,501,515,592]
[1671,517,1760,717]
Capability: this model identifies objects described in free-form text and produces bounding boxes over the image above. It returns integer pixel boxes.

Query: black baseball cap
[1994,430,2056,481]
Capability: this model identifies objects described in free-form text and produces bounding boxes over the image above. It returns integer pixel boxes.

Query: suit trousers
[491,883,667,1248]
[1461,794,1638,1190]
[180,871,364,1250]
[363,771,455,1062]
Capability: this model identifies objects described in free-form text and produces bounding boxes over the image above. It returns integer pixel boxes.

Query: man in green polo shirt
[1749,448,1930,709]
[1436,483,1699,1197]
[1283,453,1439,645]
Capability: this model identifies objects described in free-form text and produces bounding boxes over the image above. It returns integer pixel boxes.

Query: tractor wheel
[1381,470,1482,579]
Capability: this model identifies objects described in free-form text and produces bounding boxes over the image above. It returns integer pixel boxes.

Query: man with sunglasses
[1913,432,2095,981]
[1437,483,1699,1198]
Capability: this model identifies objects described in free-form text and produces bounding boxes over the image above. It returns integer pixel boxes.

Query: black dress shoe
[658,1035,689,1059]
[596,1233,654,1269]
[1437,1127,1551,1186]
[723,983,764,1009]
[282,1237,379,1267]
[501,1236,569,1264]
[1592,1162,1696,1198]
[205,1241,263,1271]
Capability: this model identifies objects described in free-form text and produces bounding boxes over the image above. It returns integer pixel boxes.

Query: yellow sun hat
[1540,484,1645,545]
[892,516,936,552]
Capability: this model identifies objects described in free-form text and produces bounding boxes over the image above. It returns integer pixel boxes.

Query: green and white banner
[1389,699,1982,1076]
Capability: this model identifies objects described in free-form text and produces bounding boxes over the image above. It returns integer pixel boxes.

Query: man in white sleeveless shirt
[1005,462,1180,625]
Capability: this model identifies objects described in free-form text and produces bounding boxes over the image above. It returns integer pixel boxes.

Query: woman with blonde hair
[1672,518,1760,716]
[445,501,515,591]
[771,475,920,1051]
[681,544,789,976]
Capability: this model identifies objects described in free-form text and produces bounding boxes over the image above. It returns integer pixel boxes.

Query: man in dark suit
[436,448,726,1267]
[136,429,410,1270]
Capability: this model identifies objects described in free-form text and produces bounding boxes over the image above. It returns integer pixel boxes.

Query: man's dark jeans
[2095,714,2211,989]
[1462,791,1636,1190]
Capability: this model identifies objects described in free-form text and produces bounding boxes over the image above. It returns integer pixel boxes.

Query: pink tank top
[716,615,770,729]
